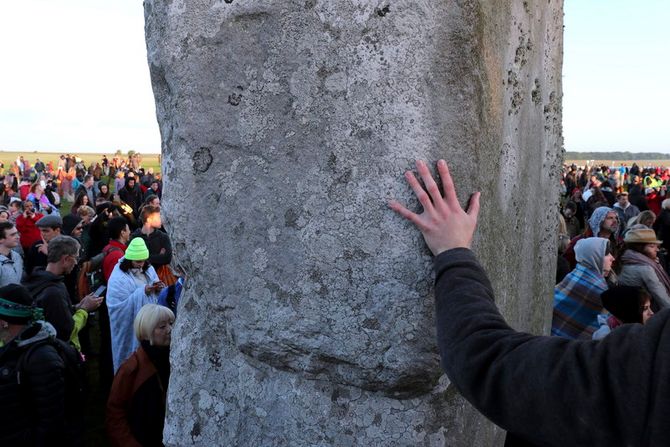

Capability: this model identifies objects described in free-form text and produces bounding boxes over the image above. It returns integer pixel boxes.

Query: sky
[0,1,668,154]
[0,0,160,154]
[563,0,670,153]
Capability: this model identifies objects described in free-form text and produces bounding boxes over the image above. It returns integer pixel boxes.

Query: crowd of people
[0,153,180,446]
[554,162,670,340]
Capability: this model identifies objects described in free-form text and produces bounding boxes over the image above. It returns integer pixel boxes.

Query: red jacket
[102,240,126,282]
[16,212,44,249]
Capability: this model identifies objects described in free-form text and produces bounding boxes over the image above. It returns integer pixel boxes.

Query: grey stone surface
[144,0,563,445]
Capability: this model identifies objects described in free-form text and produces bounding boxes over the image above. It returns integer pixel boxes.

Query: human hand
[153,281,166,292]
[78,294,103,312]
[37,243,48,255]
[389,159,480,256]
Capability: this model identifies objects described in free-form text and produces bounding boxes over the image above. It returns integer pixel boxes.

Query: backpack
[16,336,86,411]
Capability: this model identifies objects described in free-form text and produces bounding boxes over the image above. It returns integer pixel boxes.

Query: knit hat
[0,284,43,324]
[62,215,83,237]
[624,227,662,244]
[600,286,645,324]
[125,237,149,261]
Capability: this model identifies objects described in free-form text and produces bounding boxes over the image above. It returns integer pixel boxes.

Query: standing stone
[144,1,563,445]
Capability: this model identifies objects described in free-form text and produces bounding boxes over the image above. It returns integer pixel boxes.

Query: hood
[574,237,609,275]
[15,320,57,348]
[589,206,615,236]
[23,268,64,293]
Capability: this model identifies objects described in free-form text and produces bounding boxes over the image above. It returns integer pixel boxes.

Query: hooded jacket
[0,250,24,287]
[118,178,143,215]
[0,321,73,446]
[24,268,78,343]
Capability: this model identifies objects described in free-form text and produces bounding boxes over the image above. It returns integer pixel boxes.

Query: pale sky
[563,0,670,152]
[1,1,668,154]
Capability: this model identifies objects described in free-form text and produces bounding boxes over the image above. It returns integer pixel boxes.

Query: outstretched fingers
[389,200,426,230]
[404,170,435,214]
[416,160,447,212]
[436,159,461,211]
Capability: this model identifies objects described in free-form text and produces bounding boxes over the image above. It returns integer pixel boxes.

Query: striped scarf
[552,264,608,339]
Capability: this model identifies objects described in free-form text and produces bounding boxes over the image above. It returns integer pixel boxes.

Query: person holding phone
[107,237,165,372]
[16,200,43,251]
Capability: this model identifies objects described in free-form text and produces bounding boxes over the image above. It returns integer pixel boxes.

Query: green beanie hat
[125,237,150,261]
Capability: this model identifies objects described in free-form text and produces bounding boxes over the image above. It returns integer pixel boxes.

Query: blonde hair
[133,304,175,344]
[77,205,96,218]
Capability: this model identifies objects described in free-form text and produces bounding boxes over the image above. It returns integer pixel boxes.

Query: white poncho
[107,261,159,372]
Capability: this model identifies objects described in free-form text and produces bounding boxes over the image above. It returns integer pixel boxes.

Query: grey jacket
[618,264,670,308]
[0,250,23,287]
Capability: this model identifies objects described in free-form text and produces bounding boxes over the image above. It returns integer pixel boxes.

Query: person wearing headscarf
[563,206,619,270]
[552,237,615,339]
[107,237,165,372]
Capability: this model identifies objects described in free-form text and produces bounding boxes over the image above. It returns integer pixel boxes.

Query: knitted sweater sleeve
[434,248,661,446]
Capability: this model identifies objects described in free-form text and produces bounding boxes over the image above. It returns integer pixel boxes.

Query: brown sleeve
[105,356,143,447]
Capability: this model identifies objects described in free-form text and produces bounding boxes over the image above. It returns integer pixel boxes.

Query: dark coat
[654,209,670,253]
[24,240,48,276]
[130,229,172,268]
[118,180,143,215]
[0,322,71,446]
[436,248,670,446]
[24,269,73,342]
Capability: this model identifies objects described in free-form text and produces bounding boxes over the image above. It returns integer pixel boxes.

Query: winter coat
[0,250,24,287]
[118,180,143,215]
[618,263,670,309]
[102,241,126,283]
[106,344,169,447]
[0,321,77,446]
[130,229,172,268]
[24,268,88,347]
[435,247,670,446]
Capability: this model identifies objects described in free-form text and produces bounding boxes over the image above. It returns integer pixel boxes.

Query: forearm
[433,248,651,445]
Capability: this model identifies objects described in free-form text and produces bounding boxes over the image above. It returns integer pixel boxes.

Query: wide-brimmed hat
[624,227,662,244]
[125,237,150,261]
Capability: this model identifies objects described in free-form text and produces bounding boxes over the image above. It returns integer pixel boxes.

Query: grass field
[0,151,161,173]
[566,159,670,167]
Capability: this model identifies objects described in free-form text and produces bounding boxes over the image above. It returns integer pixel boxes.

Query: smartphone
[94,285,107,297]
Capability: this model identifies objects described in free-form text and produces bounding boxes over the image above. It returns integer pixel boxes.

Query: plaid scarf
[552,264,608,339]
